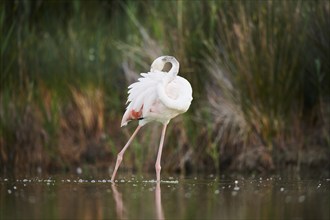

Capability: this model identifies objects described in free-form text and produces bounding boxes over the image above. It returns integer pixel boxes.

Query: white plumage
[121,56,193,126]
[111,56,193,182]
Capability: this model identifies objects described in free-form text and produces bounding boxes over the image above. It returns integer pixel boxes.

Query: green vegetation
[0,0,329,175]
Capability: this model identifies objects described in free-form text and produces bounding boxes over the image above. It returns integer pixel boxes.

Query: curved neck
[167,58,179,77]
[150,56,180,78]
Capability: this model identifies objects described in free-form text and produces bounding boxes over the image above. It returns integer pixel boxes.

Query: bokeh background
[1,0,329,176]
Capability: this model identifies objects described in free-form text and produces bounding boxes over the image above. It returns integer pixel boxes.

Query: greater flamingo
[111,56,193,182]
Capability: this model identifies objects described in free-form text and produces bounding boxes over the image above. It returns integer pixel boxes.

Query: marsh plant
[0,0,329,174]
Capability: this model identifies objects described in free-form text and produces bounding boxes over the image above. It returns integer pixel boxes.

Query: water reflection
[155,182,165,220]
[112,181,165,220]
[43,180,107,220]
[111,184,127,219]
[0,175,329,219]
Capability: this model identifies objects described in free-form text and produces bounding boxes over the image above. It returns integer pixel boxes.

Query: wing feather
[121,70,166,126]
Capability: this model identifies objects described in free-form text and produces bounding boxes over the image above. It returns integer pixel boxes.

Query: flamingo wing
[121,70,165,127]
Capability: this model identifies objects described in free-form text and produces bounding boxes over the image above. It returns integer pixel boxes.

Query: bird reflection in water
[111,182,165,220]
[155,182,165,220]
[111,184,127,219]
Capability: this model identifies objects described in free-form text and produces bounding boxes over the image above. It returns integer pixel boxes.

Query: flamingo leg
[155,123,168,182]
[111,125,142,182]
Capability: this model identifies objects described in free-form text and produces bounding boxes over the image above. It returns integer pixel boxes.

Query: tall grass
[203,1,330,171]
[0,0,329,175]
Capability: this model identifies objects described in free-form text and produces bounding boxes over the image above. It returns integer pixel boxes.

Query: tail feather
[121,110,130,127]
[121,106,143,127]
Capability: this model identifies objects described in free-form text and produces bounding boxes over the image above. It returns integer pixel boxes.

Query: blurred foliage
[0,0,329,175]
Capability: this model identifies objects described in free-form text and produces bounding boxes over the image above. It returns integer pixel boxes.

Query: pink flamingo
[111,56,193,182]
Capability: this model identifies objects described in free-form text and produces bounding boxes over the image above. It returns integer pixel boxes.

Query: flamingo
[111,56,193,182]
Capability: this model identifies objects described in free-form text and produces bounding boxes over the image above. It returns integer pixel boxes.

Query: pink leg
[111,125,141,182]
[155,123,168,182]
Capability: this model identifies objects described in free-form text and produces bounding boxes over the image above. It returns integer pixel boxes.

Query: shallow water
[1,173,329,220]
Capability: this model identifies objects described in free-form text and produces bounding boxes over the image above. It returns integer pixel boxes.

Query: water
[1,173,329,219]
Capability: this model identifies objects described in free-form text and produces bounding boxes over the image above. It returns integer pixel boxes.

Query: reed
[203,1,330,171]
[0,0,329,174]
